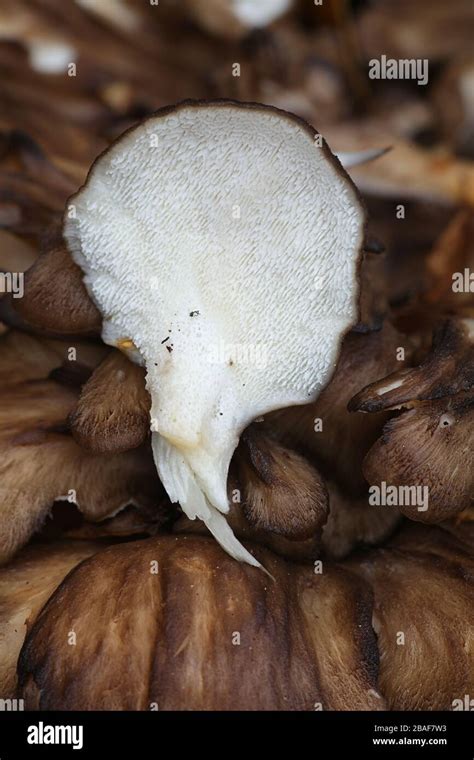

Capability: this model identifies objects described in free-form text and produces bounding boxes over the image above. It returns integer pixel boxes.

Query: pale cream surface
[65,103,364,565]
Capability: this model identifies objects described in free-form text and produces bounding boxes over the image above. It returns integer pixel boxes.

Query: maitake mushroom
[18,535,384,711]
[350,318,474,522]
[0,329,163,563]
[0,0,472,716]
[64,100,365,565]
[0,539,107,697]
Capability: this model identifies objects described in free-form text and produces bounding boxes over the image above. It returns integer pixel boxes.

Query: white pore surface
[232,0,291,27]
[65,103,363,566]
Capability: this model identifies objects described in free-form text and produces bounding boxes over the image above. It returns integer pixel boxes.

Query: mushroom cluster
[0,0,473,711]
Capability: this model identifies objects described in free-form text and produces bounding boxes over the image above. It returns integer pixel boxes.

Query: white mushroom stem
[64,101,365,566]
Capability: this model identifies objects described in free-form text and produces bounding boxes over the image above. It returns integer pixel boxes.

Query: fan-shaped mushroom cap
[69,349,150,453]
[64,100,365,565]
[0,330,161,562]
[350,318,474,413]
[267,322,408,496]
[18,535,384,710]
[0,540,106,697]
[349,318,474,522]
[362,393,474,522]
[236,427,328,540]
[347,523,474,710]
[11,244,101,336]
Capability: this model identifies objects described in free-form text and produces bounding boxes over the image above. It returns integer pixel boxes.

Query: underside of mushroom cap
[64,100,365,565]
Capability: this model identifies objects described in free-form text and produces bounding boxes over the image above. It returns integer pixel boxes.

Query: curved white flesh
[337,147,390,169]
[64,103,364,565]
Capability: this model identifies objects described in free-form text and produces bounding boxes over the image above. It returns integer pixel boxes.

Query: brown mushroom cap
[362,392,474,523]
[267,322,410,496]
[0,539,106,697]
[9,244,101,336]
[0,337,162,563]
[347,523,474,710]
[18,535,384,711]
[236,427,328,541]
[69,349,150,453]
[0,381,162,563]
[321,481,401,560]
[349,318,474,523]
[349,318,474,413]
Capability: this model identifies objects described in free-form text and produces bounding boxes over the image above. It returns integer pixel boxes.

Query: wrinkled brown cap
[349,318,474,523]
[8,244,101,336]
[0,350,162,563]
[70,350,150,453]
[236,427,328,540]
[347,523,474,710]
[0,540,106,697]
[268,322,410,495]
[362,393,474,522]
[350,318,474,413]
[18,535,384,711]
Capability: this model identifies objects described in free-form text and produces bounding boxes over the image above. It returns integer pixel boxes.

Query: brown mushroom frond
[349,318,474,413]
[267,322,411,495]
[236,427,328,541]
[0,539,107,698]
[347,523,474,710]
[0,328,107,388]
[322,481,401,560]
[17,535,384,711]
[69,349,150,454]
[0,375,161,564]
[8,244,101,336]
[362,391,474,523]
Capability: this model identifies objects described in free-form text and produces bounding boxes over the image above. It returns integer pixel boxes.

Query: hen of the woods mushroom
[64,101,365,566]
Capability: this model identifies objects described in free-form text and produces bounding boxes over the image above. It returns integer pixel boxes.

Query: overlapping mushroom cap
[64,100,365,565]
